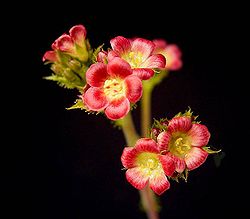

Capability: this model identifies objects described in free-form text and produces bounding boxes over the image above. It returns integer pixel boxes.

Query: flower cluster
[43,24,220,200]
[43,24,182,120]
[121,109,217,195]
[43,25,92,90]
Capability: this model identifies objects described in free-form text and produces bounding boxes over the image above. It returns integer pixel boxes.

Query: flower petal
[105,97,130,120]
[134,138,159,153]
[141,54,166,69]
[158,154,175,176]
[185,147,208,170]
[69,24,87,45]
[107,50,119,61]
[166,45,182,58]
[149,172,170,195]
[56,34,74,53]
[153,39,168,50]
[107,57,132,78]
[97,51,108,63]
[168,58,183,71]
[42,51,58,62]
[131,38,155,62]
[83,87,108,111]
[167,152,186,173]
[110,36,131,55]
[168,116,192,133]
[124,75,143,103]
[188,124,211,147]
[126,167,149,190]
[86,63,109,87]
[157,131,171,152]
[121,147,138,168]
[132,68,155,80]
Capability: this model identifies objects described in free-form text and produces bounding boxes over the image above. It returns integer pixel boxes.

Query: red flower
[108,36,166,80]
[121,138,175,195]
[83,57,143,120]
[43,24,88,62]
[157,116,210,173]
[153,39,182,71]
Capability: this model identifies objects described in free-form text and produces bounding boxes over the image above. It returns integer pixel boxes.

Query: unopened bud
[68,59,81,72]
[51,63,63,75]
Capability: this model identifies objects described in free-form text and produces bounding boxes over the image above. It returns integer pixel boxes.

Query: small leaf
[91,44,104,63]
[66,99,86,110]
[202,146,222,154]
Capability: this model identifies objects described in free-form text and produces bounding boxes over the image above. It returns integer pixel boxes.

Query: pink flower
[83,57,143,120]
[121,138,175,195]
[108,36,166,80]
[43,24,88,62]
[157,116,210,173]
[153,39,182,71]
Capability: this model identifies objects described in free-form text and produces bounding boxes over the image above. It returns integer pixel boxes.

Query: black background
[2,3,247,219]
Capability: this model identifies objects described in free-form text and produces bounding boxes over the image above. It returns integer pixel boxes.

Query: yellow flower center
[123,52,144,68]
[169,133,191,158]
[136,152,163,177]
[103,78,125,101]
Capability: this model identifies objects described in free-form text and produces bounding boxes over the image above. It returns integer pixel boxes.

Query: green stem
[120,112,139,146]
[140,83,160,219]
[141,84,153,137]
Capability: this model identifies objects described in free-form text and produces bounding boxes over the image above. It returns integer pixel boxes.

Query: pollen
[103,78,125,100]
[136,152,162,176]
[170,135,191,158]
[124,52,144,68]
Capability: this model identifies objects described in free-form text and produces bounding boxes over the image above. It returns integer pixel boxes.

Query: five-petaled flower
[121,138,175,195]
[153,39,182,71]
[157,116,210,173]
[83,57,143,120]
[108,36,166,80]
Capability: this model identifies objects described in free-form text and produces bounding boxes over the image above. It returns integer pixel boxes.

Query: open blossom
[108,36,166,80]
[157,116,210,173]
[121,138,175,195]
[83,57,142,120]
[43,24,89,63]
[153,39,182,71]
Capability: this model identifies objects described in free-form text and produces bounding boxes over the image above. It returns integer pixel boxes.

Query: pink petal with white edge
[141,54,166,69]
[166,45,182,58]
[169,59,183,71]
[83,87,108,111]
[42,51,58,62]
[121,147,138,168]
[86,63,108,87]
[149,172,170,195]
[105,97,130,120]
[69,24,87,45]
[110,36,131,55]
[153,39,168,50]
[188,124,211,147]
[126,167,149,190]
[158,154,175,176]
[56,34,74,53]
[167,152,186,173]
[132,68,155,80]
[107,57,132,78]
[124,75,143,103]
[157,131,171,152]
[131,38,155,62]
[185,147,208,170]
[168,116,192,133]
[134,138,159,153]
